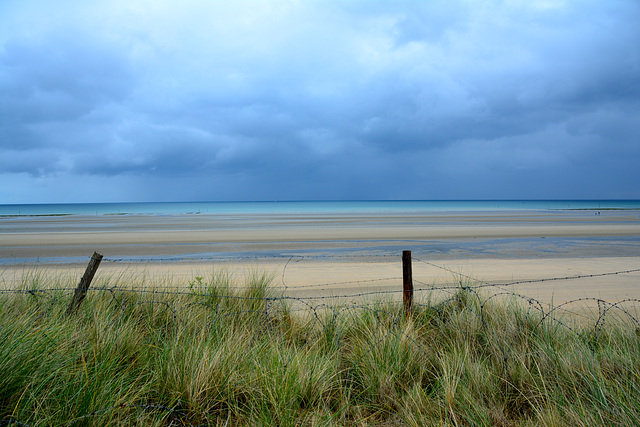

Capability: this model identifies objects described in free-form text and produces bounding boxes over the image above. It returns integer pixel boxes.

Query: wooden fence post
[402,250,413,315]
[66,251,103,315]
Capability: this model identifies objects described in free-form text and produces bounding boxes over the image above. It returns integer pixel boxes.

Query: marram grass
[1,270,639,426]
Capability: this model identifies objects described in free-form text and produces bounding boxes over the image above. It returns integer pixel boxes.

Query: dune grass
[1,269,639,426]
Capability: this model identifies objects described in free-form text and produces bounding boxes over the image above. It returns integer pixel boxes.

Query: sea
[1,200,639,216]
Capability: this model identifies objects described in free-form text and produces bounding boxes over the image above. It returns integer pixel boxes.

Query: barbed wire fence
[1,252,640,426]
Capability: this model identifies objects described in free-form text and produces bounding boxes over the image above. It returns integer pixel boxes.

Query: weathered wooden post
[402,250,413,315]
[66,251,103,315]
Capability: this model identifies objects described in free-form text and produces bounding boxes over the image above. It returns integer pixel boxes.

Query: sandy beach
[1,209,639,304]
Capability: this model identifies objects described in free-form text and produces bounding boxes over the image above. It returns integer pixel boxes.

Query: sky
[1,0,639,203]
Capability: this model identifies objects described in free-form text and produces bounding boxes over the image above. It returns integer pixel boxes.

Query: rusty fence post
[66,251,103,315]
[402,250,413,315]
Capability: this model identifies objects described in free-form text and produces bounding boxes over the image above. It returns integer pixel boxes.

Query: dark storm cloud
[1,0,639,202]
[0,33,134,130]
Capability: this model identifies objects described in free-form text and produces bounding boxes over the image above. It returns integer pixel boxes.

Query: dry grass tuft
[1,272,639,425]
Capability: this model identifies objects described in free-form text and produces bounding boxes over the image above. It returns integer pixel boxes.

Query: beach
[1,209,639,303]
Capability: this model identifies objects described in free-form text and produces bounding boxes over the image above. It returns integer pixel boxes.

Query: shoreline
[2,207,640,218]
[1,209,639,261]
[1,210,639,304]
[2,205,639,218]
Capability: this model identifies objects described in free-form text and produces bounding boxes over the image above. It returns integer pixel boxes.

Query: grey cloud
[0,148,62,176]
[1,0,639,202]
[0,31,135,151]
[1,35,132,100]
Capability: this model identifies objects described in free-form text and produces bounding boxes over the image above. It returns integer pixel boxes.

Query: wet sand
[1,210,639,304]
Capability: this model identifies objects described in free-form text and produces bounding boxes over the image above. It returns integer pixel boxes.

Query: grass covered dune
[1,271,640,426]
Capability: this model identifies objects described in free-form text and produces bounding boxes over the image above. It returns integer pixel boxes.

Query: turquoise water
[1,200,639,216]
